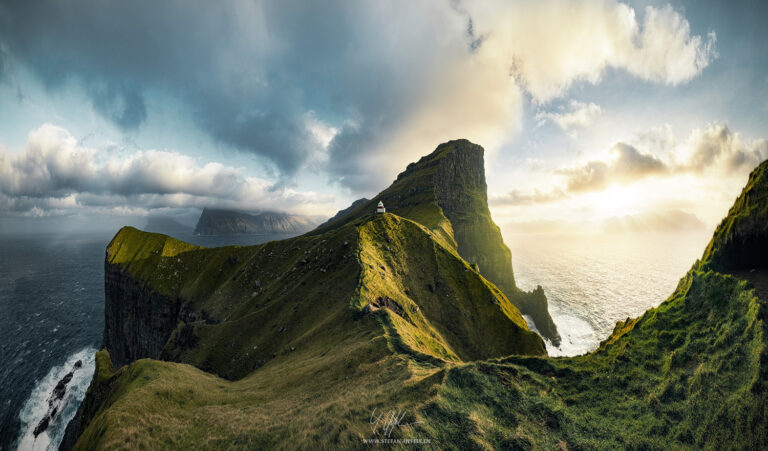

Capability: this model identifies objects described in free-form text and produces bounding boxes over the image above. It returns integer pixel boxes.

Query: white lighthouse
[376,201,386,214]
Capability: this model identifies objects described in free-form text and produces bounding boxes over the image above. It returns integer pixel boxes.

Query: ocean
[507,231,712,356]
[0,228,711,449]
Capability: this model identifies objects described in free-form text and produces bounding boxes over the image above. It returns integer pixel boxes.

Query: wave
[16,347,96,451]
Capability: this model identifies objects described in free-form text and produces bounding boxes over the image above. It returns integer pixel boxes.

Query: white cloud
[536,100,603,133]
[683,123,767,173]
[466,1,717,102]
[0,124,334,216]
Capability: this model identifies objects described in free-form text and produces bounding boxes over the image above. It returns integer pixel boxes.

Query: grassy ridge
[412,269,767,449]
[69,157,768,449]
[74,266,767,449]
[72,211,545,448]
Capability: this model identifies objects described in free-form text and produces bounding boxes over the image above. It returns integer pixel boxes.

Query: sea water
[507,232,712,356]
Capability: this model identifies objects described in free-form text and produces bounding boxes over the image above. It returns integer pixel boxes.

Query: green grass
[411,269,767,449]
[68,152,768,449]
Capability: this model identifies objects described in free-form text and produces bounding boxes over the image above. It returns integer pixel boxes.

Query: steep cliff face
[700,160,768,272]
[193,208,319,235]
[102,261,183,368]
[428,141,560,345]
[97,211,545,378]
[313,139,560,345]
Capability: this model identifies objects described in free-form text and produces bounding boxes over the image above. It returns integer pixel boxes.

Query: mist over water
[508,232,712,356]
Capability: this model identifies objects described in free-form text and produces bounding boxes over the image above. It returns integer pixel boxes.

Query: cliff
[700,160,768,272]
[193,208,320,235]
[62,150,768,449]
[313,139,560,345]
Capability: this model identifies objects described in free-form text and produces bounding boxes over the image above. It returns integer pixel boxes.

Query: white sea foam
[16,347,96,451]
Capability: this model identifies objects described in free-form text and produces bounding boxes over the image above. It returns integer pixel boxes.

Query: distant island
[193,208,322,236]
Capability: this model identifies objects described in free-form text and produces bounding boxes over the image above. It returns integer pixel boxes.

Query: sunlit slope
[409,161,768,449]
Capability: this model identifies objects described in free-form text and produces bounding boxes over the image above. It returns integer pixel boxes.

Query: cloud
[0,124,333,216]
[602,209,706,234]
[685,123,767,173]
[468,1,717,101]
[536,100,602,132]
[552,123,767,194]
[490,188,568,206]
[0,1,717,191]
[557,142,667,192]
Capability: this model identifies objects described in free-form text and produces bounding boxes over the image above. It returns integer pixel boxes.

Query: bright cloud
[490,123,767,232]
[467,1,717,102]
[536,100,603,132]
[0,124,334,216]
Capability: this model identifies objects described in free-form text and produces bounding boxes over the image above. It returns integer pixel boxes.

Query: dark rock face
[60,353,115,451]
[32,361,82,440]
[514,285,559,344]
[193,208,319,235]
[102,260,182,369]
[701,160,768,272]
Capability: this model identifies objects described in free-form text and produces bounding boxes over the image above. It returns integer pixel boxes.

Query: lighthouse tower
[376,201,386,214]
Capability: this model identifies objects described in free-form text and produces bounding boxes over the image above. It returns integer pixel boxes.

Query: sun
[587,184,644,220]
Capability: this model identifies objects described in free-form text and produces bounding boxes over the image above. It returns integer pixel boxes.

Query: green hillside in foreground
[62,152,768,449]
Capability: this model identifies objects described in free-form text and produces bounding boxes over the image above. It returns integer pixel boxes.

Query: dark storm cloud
[0,0,326,173]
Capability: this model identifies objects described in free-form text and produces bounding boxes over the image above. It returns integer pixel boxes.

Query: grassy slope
[78,226,768,449]
[73,161,768,449]
[71,212,543,448]
[408,161,768,449]
[413,269,767,449]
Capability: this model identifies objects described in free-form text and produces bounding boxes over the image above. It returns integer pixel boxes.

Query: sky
[0,0,766,235]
